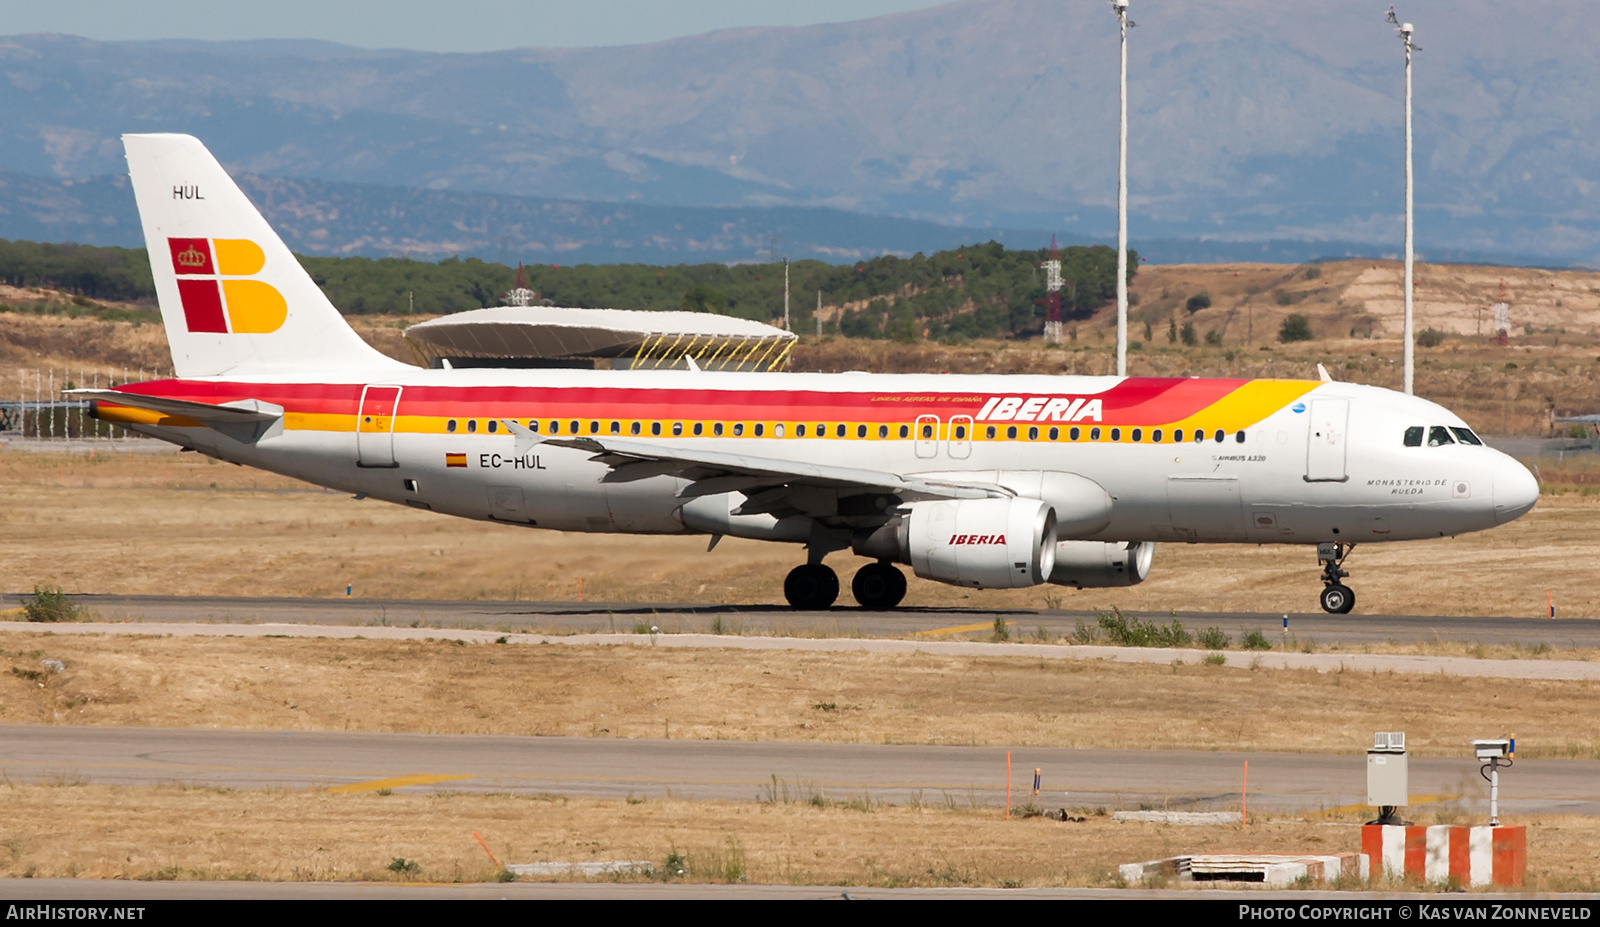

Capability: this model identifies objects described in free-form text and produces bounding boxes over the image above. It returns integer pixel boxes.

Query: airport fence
[0,367,170,440]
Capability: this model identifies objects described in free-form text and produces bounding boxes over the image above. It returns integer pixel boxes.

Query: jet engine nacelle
[1046,540,1154,588]
[855,497,1057,589]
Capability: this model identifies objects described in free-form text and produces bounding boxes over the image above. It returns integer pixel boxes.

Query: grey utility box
[1367,731,1409,807]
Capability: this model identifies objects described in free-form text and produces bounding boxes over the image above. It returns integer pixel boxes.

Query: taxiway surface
[4,724,1597,816]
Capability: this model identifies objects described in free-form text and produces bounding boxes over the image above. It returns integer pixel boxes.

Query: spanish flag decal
[169,238,287,335]
[445,453,468,468]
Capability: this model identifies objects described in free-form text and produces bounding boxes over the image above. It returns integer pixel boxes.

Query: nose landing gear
[1317,542,1355,614]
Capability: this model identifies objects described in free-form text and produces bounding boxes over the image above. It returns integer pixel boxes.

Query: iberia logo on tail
[168,238,287,334]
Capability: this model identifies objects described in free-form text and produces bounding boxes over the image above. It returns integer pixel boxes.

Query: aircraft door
[948,415,973,459]
[914,415,939,459]
[356,385,402,468]
[1305,398,1350,482]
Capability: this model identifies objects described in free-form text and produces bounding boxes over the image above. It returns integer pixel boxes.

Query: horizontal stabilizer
[65,389,283,424]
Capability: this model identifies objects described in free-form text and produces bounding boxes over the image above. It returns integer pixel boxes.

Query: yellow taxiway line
[326,774,474,794]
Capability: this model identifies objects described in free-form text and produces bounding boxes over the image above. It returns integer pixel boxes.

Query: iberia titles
[975,396,1102,423]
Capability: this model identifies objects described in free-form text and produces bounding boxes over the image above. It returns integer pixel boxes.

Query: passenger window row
[441,418,1249,444]
[1402,425,1484,447]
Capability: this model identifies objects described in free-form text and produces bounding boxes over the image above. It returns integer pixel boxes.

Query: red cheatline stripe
[121,377,1261,426]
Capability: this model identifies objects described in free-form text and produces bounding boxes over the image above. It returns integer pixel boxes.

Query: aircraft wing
[64,389,284,424]
[504,421,1006,511]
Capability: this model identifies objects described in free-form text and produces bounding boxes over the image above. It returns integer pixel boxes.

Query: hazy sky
[4,1,953,52]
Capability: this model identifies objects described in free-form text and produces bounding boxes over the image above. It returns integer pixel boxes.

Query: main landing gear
[1317,542,1355,614]
[782,561,907,610]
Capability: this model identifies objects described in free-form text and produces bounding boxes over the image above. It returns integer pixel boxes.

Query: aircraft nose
[1492,458,1540,524]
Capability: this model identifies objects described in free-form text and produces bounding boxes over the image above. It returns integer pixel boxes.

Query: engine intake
[854,497,1058,589]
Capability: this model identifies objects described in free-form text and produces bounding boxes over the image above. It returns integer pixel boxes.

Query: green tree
[1180,322,1197,346]
[1279,314,1314,343]
[1185,292,1211,313]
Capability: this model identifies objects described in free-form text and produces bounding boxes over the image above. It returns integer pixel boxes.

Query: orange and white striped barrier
[1361,824,1525,887]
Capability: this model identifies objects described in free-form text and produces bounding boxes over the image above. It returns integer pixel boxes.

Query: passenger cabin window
[1152,429,1162,442]
[754,423,765,437]
[954,424,967,439]
[589,421,600,434]
[694,422,704,436]
[1110,427,1121,441]
[1451,427,1484,446]
[921,423,934,439]
[986,425,997,439]
[527,420,538,433]
[733,423,744,436]
[610,421,621,435]
[672,422,683,436]
[568,420,578,434]
[1069,426,1080,441]
[796,424,806,437]
[775,424,785,437]
[1194,430,1205,444]
[1428,426,1455,446]
[878,424,888,439]
[899,424,909,438]
[1403,426,1423,447]
[549,420,560,434]
[1213,429,1225,443]
[836,424,846,438]
[1090,427,1102,441]
[1028,426,1039,441]
[447,419,457,433]
[856,424,867,438]
[1048,426,1059,441]
[651,422,662,436]
[714,422,724,436]
[1235,430,1246,443]
[630,421,641,435]
[1173,429,1183,442]
[1131,428,1142,442]
[487,420,498,433]
[1006,425,1018,440]
[467,420,477,433]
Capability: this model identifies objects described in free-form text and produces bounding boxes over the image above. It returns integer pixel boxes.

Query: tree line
[0,239,1137,342]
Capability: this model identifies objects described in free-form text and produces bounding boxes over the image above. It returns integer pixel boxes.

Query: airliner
[73,135,1540,614]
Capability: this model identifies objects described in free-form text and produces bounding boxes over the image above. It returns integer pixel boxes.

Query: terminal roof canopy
[403,306,796,370]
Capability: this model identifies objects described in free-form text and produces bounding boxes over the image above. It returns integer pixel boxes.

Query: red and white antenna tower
[1043,235,1064,343]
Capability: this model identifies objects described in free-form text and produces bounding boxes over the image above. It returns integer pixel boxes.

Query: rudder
[124,133,406,378]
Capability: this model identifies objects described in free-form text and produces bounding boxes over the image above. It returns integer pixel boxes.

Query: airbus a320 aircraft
[74,135,1540,614]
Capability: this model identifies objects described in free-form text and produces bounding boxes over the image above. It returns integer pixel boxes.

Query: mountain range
[0,0,1593,265]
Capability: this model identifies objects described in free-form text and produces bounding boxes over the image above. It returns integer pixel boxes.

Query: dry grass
[0,781,1594,889]
[1,448,1596,619]
[4,631,1599,757]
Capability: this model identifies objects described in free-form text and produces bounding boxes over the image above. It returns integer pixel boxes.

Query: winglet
[1316,363,1334,382]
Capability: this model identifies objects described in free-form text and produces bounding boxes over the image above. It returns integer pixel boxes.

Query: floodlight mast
[1389,7,1418,395]
[1113,0,1134,377]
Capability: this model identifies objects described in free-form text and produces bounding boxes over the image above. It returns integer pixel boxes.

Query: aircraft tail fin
[123,133,407,379]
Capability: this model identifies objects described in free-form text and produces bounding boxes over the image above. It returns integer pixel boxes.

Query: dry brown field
[0,784,1595,890]
[1,447,1596,619]
[3,630,1599,758]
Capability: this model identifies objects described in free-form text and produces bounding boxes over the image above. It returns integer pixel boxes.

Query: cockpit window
[1427,426,1456,447]
[1450,426,1484,446]
[1403,426,1423,447]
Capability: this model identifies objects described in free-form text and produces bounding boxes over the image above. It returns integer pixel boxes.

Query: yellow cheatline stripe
[1310,794,1460,817]
[917,621,996,638]
[326,773,473,794]
[1171,379,1320,435]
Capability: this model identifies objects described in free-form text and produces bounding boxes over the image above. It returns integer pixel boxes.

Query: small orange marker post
[1005,751,1012,819]
[1242,760,1249,830]
[1549,591,1555,619]
[473,831,502,869]
[578,577,584,603]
